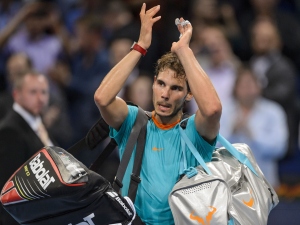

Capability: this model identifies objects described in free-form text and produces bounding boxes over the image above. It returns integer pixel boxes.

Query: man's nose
[161,87,170,99]
[38,92,48,103]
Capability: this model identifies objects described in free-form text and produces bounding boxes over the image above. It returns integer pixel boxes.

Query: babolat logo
[29,153,55,190]
[68,213,95,225]
[106,192,133,217]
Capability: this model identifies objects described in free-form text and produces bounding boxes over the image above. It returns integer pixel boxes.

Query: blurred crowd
[0,0,300,193]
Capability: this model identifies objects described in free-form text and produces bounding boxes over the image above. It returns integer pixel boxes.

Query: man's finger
[175,18,184,36]
[152,16,162,23]
[147,5,160,13]
[147,5,160,16]
[140,3,146,14]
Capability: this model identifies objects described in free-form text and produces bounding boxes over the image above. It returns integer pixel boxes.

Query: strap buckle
[114,176,123,188]
[131,173,141,183]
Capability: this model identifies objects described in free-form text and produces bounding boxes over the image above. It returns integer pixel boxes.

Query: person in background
[0,0,23,91]
[0,1,63,76]
[0,71,56,225]
[94,3,222,224]
[108,36,139,98]
[220,66,288,189]
[62,14,111,143]
[250,17,299,158]
[123,73,154,111]
[0,52,33,121]
[104,0,160,75]
[188,0,243,60]
[238,0,300,69]
[188,25,240,114]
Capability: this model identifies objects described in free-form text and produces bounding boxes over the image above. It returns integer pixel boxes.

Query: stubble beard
[153,99,185,122]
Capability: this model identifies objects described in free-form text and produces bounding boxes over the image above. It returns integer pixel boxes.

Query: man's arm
[171,19,222,142]
[94,3,161,130]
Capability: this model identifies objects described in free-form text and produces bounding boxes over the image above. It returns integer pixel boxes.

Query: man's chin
[155,108,172,117]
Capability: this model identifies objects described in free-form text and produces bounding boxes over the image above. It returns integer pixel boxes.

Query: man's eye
[158,81,165,86]
[171,86,180,91]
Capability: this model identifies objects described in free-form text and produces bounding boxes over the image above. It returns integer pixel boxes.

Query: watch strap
[130,42,147,56]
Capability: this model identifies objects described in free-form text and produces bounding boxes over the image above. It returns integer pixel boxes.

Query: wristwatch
[130,42,147,56]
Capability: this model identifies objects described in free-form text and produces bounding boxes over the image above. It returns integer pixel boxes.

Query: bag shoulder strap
[67,102,139,169]
[217,134,259,177]
[128,119,147,201]
[115,107,149,225]
[179,126,259,177]
[67,116,110,155]
[113,106,149,191]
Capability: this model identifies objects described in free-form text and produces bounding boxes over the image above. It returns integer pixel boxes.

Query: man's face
[14,74,49,116]
[109,39,132,67]
[152,68,190,122]
[251,20,279,55]
[235,71,260,106]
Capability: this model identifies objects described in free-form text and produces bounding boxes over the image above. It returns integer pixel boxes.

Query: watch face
[131,42,137,50]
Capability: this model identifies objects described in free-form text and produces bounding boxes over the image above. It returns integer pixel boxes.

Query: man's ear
[185,92,193,102]
[12,89,19,102]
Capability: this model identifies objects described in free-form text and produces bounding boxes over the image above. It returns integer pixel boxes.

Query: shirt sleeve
[109,105,138,157]
[184,115,216,163]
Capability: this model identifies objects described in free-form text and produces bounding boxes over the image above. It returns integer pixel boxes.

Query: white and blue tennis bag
[168,129,279,225]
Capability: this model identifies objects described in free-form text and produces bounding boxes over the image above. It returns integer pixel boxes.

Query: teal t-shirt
[110,105,215,225]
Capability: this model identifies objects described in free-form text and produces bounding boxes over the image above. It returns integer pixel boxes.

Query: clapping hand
[171,18,193,53]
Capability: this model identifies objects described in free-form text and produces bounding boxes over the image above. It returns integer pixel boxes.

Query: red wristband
[130,42,147,56]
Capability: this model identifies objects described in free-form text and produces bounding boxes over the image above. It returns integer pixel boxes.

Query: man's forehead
[157,70,186,86]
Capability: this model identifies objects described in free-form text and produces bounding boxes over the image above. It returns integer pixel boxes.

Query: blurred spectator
[103,0,138,39]
[188,0,243,58]
[104,0,160,74]
[0,0,22,31]
[0,0,23,91]
[250,17,300,157]
[220,66,288,189]
[0,51,73,148]
[238,0,300,69]
[123,73,154,111]
[59,14,110,143]
[57,0,106,34]
[0,71,57,225]
[0,1,63,76]
[0,52,32,121]
[108,36,139,98]
[0,2,74,147]
[188,25,240,114]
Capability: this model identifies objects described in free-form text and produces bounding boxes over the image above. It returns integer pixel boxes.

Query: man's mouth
[157,103,171,111]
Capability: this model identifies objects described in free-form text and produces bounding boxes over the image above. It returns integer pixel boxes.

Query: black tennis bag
[0,145,134,225]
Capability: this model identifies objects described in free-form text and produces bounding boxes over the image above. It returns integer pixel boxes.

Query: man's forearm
[94,50,143,107]
[176,47,221,117]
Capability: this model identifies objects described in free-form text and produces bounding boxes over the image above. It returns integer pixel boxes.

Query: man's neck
[152,111,183,130]
[13,102,42,131]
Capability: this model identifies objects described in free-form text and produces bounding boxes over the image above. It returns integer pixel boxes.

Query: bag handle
[217,134,258,177]
[179,127,212,175]
[179,127,259,177]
